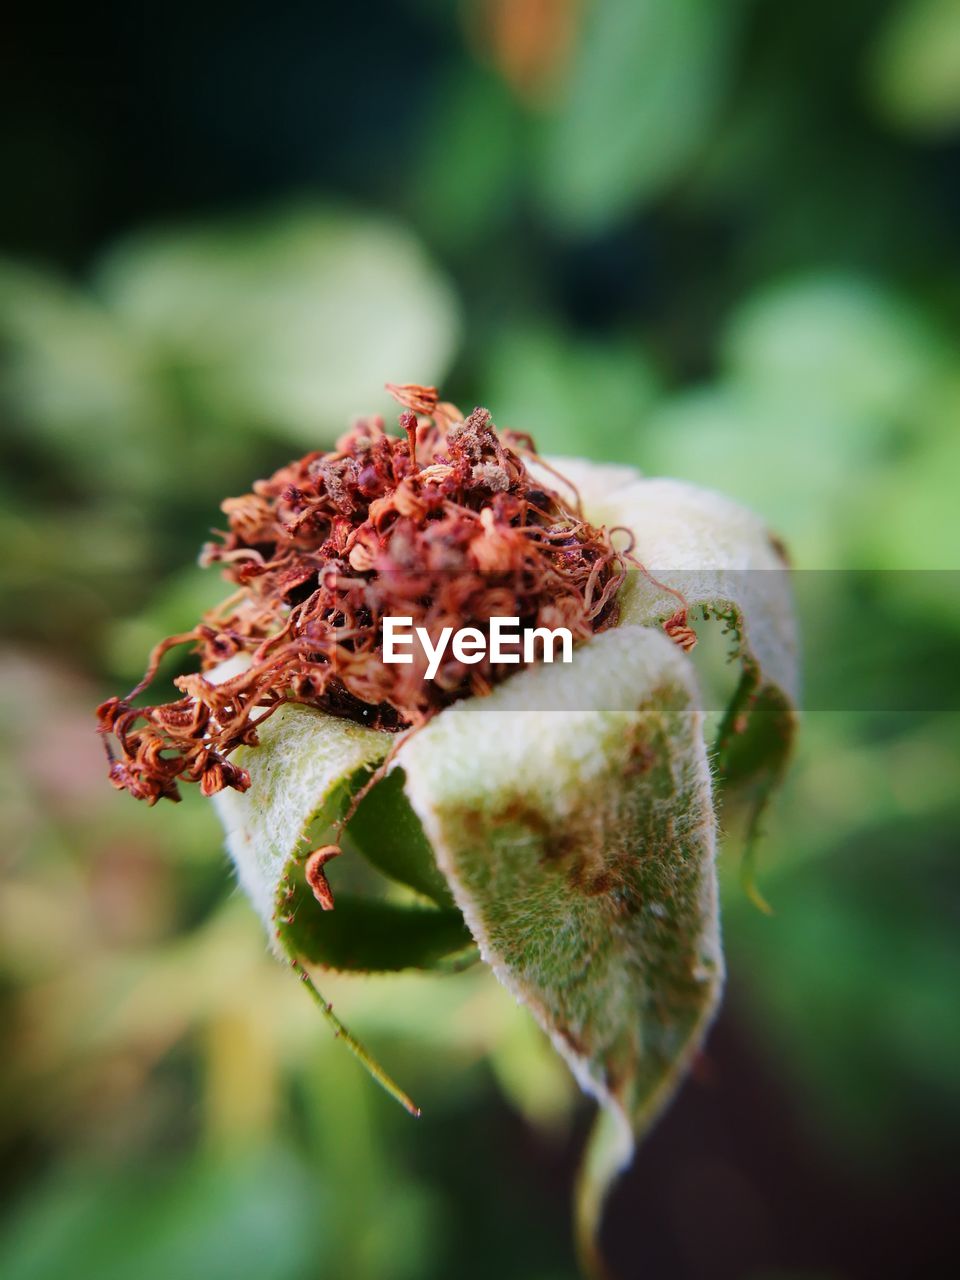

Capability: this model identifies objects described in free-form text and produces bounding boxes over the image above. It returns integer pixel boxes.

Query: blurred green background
[1,2,959,1277]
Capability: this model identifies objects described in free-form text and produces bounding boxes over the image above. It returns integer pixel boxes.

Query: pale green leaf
[212,699,475,1115]
[620,477,796,831]
[395,623,722,1256]
[547,461,799,909]
[211,690,474,938]
[212,700,475,970]
[722,275,942,422]
[94,206,461,443]
[213,703,390,938]
[602,476,797,700]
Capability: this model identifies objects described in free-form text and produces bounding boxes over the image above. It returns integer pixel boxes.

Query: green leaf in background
[867,0,960,136]
[482,323,660,459]
[0,259,162,491]
[0,207,461,663]
[721,274,942,423]
[726,798,960,1153]
[643,274,950,568]
[537,0,742,231]
[415,68,526,250]
[0,1150,318,1280]
[94,206,461,443]
[853,375,960,573]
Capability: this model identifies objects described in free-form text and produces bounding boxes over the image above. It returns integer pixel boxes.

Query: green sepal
[544,461,801,904]
[347,766,457,908]
[395,624,723,1269]
[276,881,476,973]
[212,702,473,972]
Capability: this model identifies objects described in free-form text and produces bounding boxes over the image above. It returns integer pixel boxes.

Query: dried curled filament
[98,387,626,805]
[304,845,342,911]
[609,525,697,655]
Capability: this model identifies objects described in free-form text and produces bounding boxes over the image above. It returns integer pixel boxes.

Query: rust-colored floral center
[97,385,625,804]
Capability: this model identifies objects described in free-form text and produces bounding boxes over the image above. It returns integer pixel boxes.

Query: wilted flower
[98,384,798,1277]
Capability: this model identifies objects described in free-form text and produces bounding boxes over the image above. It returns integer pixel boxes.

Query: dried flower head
[97,386,626,805]
[95,381,800,1280]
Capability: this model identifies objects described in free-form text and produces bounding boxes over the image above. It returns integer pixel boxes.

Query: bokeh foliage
[1,1,958,1277]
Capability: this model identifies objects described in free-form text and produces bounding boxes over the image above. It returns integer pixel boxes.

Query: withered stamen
[97,386,627,805]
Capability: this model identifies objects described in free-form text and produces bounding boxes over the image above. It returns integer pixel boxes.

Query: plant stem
[291,959,421,1118]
